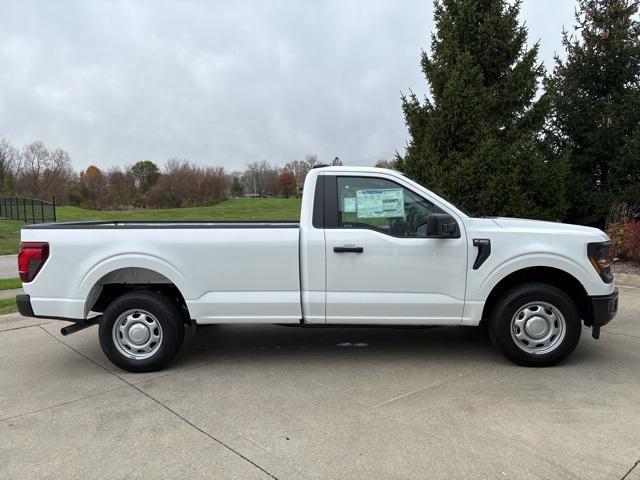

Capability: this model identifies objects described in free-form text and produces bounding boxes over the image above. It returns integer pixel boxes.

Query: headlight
[587,242,613,283]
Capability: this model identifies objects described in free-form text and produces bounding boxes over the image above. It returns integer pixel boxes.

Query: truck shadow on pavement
[170,322,612,373]
[174,324,503,370]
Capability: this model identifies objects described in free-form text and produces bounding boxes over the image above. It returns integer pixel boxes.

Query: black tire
[488,282,582,367]
[99,290,185,373]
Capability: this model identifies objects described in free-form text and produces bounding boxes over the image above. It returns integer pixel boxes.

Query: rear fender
[78,253,190,316]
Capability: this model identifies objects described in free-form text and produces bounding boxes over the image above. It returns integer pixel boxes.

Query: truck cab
[300,167,468,326]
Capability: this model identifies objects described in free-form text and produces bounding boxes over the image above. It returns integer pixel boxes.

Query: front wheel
[488,283,582,367]
[99,290,185,372]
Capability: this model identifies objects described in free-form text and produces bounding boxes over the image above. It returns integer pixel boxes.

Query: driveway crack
[0,385,128,422]
[374,365,486,407]
[37,325,279,480]
[622,459,640,480]
[0,321,52,333]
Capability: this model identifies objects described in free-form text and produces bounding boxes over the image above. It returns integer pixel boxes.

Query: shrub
[606,203,640,263]
[607,219,640,264]
[607,222,626,259]
[625,222,640,262]
[146,160,230,208]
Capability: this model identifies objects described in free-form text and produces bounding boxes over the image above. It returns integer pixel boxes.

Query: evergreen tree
[130,160,160,192]
[547,0,640,226]
[398,0,567,219]
[231,177,243,197]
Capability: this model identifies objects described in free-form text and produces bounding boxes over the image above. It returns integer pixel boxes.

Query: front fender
[475,252,606,300]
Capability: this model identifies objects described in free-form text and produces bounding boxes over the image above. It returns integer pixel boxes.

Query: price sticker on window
[356,188,404,218]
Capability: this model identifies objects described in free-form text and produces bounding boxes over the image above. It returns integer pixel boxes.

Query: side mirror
[417,213,460,238]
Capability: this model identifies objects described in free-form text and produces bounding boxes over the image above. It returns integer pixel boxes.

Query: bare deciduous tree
[106,167,136,209]
[42,148,74,198]
[17,141,73,199]
[283,154,320,191]
[374,159,398,170]
[242,160,278,196]
[0,138,20,191]
[304,154,319,168]
[147,159,231,208]
[18,141,49,197]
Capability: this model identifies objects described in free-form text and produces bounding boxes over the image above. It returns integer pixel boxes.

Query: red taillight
[18,242,49,283]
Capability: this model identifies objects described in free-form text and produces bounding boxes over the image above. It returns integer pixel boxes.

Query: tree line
[398,0,640,227]
[0,139,347,210]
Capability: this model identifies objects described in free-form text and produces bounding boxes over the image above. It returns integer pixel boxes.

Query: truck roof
[313,165,399,174]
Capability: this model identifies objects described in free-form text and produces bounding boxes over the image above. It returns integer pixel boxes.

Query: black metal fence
[0,197,56,224]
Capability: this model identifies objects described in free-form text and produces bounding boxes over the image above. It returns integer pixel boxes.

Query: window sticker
[356,188,404,218]
[343,197,356,213]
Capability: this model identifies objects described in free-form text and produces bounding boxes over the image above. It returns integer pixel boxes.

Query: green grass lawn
[0,197,302,255]
[0,298,17,315]
[0,220,24,256]
[0,278,21,290]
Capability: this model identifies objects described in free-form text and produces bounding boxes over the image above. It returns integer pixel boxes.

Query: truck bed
[21,221,302,322]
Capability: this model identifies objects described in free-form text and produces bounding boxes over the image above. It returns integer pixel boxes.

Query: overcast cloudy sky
[0,0,577,171]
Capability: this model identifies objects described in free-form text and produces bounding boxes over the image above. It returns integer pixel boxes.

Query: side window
[336,176,442,237]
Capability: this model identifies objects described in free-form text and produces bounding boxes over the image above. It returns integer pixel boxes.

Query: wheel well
[87,268,191,323]
[481,267,593,325]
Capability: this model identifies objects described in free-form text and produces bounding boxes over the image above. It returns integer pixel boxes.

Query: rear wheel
[99,290,185,372]
[488,283,582,367]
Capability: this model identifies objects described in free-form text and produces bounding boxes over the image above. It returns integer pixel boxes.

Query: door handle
[333,245,364,253]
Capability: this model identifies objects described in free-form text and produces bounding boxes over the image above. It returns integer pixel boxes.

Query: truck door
[323,173,467,325]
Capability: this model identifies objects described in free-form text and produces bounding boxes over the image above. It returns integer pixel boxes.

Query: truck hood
[488,217,608,240]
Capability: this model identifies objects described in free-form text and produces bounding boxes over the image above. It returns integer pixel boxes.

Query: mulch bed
[612,260,640,276]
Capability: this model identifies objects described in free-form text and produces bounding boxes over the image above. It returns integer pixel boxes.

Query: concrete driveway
[1,285,639,480]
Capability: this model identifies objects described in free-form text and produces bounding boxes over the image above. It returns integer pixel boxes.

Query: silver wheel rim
[112,309,163,360]
[510,301,566,355]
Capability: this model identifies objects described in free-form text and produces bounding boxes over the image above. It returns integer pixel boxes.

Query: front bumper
[589,288,619,339]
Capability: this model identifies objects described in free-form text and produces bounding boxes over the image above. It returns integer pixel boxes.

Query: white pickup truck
[16,166,618,372]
